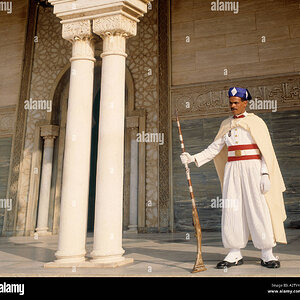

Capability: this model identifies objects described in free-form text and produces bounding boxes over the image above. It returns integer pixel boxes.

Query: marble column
[90,15,137,265]
[35,125,59,236]
[52,20,96,264]
[127,127,139,233]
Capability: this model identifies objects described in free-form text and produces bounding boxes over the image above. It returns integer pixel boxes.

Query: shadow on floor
[0,240,56,263]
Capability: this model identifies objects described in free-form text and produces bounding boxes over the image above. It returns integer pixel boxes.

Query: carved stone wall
[127,2,160,230]
[157,0,170,231]
[172,75,300,120]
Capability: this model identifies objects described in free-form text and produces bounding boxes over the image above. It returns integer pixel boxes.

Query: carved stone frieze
[172,75,300,119]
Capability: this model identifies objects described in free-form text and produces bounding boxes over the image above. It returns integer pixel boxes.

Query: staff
[175,110,206,273]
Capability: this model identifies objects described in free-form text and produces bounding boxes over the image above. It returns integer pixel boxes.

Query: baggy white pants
[221,159,276,250]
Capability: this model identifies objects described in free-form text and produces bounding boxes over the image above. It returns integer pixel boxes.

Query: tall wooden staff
[175,110,206,273]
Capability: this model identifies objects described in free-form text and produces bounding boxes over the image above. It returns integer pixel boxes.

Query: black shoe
[216,258,243,269]
[260,259,280,268]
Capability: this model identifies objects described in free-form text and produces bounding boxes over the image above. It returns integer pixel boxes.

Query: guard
[180,87,287,269]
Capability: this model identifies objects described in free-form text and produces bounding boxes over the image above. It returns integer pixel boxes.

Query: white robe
[194,112,276,249]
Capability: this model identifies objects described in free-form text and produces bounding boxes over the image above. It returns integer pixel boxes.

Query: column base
[44,258,133,269]
[34,230,52,237]
[126,225,138,234]
[53,250,86,265]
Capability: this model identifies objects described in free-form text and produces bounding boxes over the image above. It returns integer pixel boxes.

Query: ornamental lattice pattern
[127,2,160,229]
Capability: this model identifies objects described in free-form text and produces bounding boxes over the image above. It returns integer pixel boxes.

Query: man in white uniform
[180,87,285,269]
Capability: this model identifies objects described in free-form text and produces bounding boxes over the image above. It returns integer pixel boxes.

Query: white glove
[260,174,271,194]
[180,152,195,165]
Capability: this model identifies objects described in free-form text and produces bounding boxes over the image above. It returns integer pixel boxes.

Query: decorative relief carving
[93,15,137,38]
[158,0,170,229]
[100,32,127,57]
[62,20,93,41]
[127,2,159,229]
[172,75,300,119]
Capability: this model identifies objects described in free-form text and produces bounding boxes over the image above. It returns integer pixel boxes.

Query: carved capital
[93,14,137,39]
[62,20,96,62]
[93,14,137,58]
[62,20,94,42]
[40,125,59,139]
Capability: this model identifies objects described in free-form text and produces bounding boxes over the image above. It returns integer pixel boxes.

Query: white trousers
[221,159,276,250]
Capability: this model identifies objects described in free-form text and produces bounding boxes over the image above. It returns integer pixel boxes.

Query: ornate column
[50,20,96,265]
[35,125,59,236]
[90,15,137,266]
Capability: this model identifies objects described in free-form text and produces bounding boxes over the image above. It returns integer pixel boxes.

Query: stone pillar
[35,125,59,236]
[128,127,139,233]
[90,15,137,266]
[51,20,96,265]
[126,116,140,233]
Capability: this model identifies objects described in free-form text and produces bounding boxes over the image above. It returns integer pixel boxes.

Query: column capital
[93,14,138,58]
[62,19,95,42]
[93,14,137,39]
[62,20,96,62]
[126,116,139,129]
[41,125,60,139]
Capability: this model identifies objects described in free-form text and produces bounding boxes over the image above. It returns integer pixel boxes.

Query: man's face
[229,96,247,116]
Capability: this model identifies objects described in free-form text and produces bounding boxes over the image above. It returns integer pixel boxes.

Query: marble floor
[0,229,299,277]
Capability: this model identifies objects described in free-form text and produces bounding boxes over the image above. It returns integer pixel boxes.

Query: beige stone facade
[172,0,300,85]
